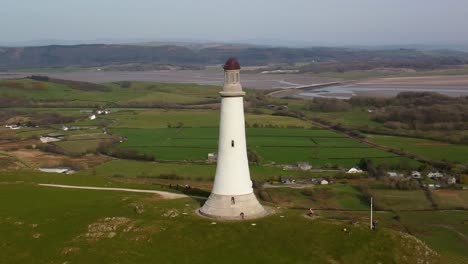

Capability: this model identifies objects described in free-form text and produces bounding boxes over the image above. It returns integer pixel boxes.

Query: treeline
[97,141,155,161]
[297,56,465,73]
[28,76,112,92]
[0,110,75,126]
[1,44,466,71]
[371,93,468,129]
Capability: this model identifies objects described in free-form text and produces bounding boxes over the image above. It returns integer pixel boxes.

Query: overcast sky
[1,0,468,46]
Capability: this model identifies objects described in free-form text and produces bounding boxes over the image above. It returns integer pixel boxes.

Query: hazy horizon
[2,0,468,47]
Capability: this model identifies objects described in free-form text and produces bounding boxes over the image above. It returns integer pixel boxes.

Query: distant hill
[0,44,467,71]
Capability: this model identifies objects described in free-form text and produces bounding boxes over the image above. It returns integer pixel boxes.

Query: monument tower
[199,58,266,219]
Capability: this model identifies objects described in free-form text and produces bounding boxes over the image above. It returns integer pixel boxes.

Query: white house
[5,125,21,130]
[411,171,422,178]
[39,133,65,143]
[320,179,329,185]
[297,162,312,171]
[89,115,96,120]
[207,153,218,163]
[427,171,444,179]
[39,167,73,174]
[447,177,456,185]
[40,137,62,143]
[347,167,363,174]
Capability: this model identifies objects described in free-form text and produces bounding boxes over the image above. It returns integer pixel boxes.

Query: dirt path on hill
[38,183,206,200]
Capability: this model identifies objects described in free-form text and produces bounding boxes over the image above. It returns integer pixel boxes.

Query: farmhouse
[282,165,296,170]
[387,172,402,178]
[5,124,21,130]
[39,167,74,174]
[411,171,422,178]
[40,133,65,143]
[297,162,312,171]
[427,171,444,179]
[447,177,456,185]
[207,153,217,163]
[347,167,363,174]
[280,176,295,184]
[320,179,329,185]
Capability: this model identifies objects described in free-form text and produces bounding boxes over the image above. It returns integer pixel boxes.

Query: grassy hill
[0,181,442,264]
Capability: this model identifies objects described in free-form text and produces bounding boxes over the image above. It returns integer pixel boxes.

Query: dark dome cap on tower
[223,57,241,70]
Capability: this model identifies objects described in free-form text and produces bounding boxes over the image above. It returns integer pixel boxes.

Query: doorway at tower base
[199,192,267,220]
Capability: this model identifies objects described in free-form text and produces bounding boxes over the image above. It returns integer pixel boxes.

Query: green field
[112,127,413,167]
[266,184,368,210]
[369,189,433,211]
[0,181,443,264]
[431,190,468,209]
[366,135,468,164]
[80,159,338,182]
[398,211,468,263]
[0,80,220,107]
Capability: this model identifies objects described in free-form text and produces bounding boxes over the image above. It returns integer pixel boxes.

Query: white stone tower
[199,58,266,220]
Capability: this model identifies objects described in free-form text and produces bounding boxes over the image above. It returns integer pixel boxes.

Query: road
[38,183,207,200]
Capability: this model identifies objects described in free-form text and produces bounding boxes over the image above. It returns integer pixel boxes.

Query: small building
[347,167,363,174]
[411,171,422,179]
[309,178,319,185]
[89,115,96,120]
[297,162,312,171]
[387,172,400,178]
[39,167,73,174]
[62,126,81,131]
[40,133,65,143]
[207,153,218,163]
[280,176,295,184]
[320,179,329,185]
[447,177,456,185]
[282,165,296,171]
[5,125,21,130]
[427,171,444,179]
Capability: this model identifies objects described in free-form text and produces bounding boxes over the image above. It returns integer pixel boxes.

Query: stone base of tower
[199,192,266,220]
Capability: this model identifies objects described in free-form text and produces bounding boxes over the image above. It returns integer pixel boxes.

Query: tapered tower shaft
[199,58,266,220]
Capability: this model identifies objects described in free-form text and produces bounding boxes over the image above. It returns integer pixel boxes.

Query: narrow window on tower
[225,72,229,82]
[235,73,239,82]
[231,140,235,147]
[230,73,234,83]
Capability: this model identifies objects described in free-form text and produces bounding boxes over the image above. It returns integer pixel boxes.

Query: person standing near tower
[199,58,266,220]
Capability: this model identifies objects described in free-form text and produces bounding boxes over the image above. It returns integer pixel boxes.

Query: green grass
[80,159,339,182]
[398,211,468,262]
[366,135,468,164]
[307,108,380,129]
[369,189,433,211]
[0,182,443,264]
[111,127,411,167]
[333,185,369,210]
[266,184,368,210]
[95,109,312,129]
[0,80,221,107]
[431,190,468,209]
